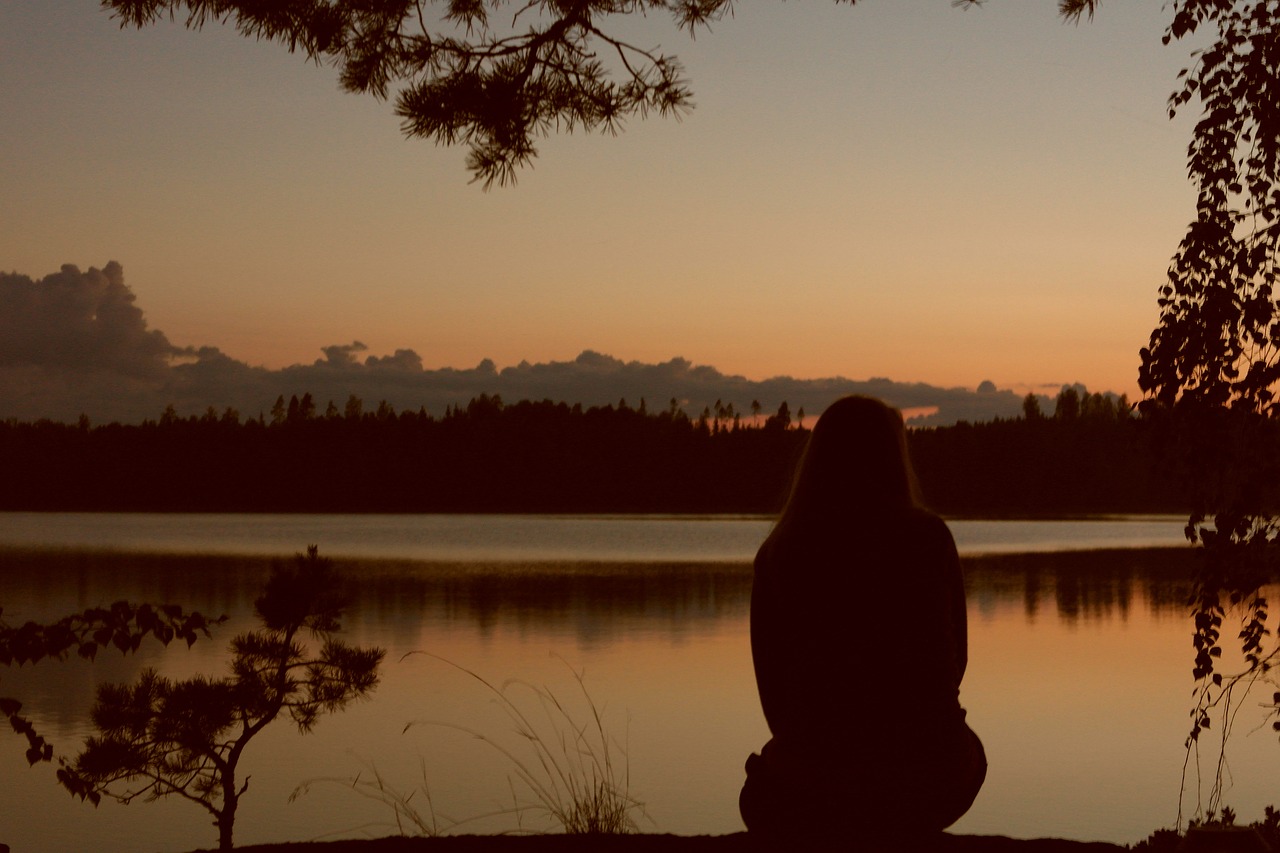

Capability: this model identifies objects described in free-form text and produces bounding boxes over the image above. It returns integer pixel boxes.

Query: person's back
[739,397,985,845]
[751,508,966,744]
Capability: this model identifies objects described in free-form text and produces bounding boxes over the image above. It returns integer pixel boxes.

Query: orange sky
[0,1,1200,399]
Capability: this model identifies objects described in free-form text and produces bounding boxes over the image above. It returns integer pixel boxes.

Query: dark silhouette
[99,2,1242,193]
[59,547,384,851]
[739,396,985,845]
[0,603,222,768]
[1122,0,1280,812]
[0,390,1186,514]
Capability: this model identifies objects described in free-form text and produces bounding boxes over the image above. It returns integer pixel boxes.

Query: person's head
[775,396,919,530]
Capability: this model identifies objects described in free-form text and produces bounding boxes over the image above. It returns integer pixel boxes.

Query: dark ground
[196,833,1128,853]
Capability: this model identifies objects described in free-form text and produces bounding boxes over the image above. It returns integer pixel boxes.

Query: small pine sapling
[59,546,384,850]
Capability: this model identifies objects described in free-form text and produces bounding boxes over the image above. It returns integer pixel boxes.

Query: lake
[0,512,1190,561]
[1,513,1272,853]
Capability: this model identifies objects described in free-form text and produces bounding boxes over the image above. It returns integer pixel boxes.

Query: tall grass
[405,655,645,835]
[292,759,455,838]
[294,657,645,837]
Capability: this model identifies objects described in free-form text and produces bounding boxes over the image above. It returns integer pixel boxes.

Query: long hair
[766,396,920,545]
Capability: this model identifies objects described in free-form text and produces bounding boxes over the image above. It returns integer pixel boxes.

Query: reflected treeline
[964,548,1199,623]
[0,549,756,641]
[0,550,274,733]
[0,390,1185,514]
[0,545,1213,733]
[0,549,755,729]
[356,560,755,647]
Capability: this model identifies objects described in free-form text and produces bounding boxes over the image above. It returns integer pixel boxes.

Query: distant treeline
[0,389,1187,515]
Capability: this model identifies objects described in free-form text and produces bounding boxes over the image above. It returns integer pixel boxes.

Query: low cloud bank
[0,263,1072,426]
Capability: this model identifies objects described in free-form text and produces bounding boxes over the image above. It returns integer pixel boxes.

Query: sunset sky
[2,0,1198,400]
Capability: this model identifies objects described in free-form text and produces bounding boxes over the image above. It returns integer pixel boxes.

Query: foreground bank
[195,834,1127,852]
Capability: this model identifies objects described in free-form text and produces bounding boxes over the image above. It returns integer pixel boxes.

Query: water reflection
[362,563,753,647]
[0,551,755,726]
[0,545,1197,630]
[0,545,1230,852]
[963,548,1196,624]
[0,547,1197,733]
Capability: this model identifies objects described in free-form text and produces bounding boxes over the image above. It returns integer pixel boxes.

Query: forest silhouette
[0,388,1193,516]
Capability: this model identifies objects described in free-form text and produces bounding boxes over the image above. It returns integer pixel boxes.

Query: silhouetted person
[739,396,986,846]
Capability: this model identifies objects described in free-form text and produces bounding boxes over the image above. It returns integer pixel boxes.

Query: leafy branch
[0,601,223,767]
[96,0,1086,186]
[102,0,721,186]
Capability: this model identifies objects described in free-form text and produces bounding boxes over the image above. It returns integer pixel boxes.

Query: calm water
[1,514,1269,853]
[0,512,1189,561]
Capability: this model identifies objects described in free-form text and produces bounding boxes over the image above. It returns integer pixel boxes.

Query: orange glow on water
[4,545,1272,849]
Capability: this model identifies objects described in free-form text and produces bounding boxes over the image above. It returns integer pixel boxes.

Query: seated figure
[739,395,986,846]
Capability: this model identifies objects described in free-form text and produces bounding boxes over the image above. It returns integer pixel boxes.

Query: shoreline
[0,541,1196,568]
[191,833,1130,853]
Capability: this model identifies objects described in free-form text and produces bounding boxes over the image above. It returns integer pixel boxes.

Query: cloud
[0,262,178,376]
[0,262,1089,426]
[319,341,368,367]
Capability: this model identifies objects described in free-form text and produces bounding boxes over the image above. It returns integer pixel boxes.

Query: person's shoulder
[897,506,947,530]
[753,535,775,571]
[753,527,789,574]
[753,520,837,574]
[898,508,958,548]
